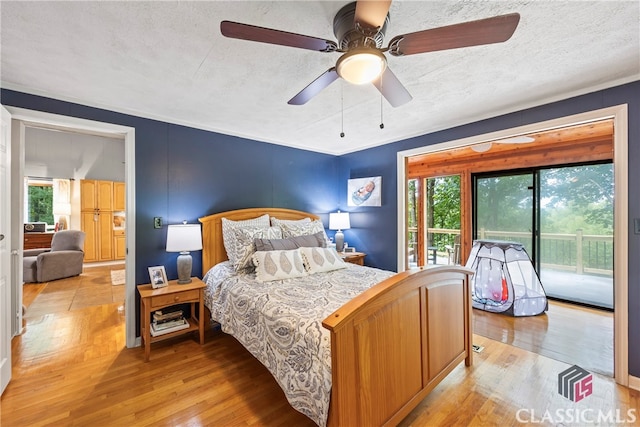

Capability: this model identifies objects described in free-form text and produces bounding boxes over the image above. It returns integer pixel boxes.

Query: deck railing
[408,227,613,276]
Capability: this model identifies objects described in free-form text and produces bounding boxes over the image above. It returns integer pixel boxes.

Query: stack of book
[150,309,189,337]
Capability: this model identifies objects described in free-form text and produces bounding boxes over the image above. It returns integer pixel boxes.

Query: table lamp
[166,221,202,284]
[329,211,350,252]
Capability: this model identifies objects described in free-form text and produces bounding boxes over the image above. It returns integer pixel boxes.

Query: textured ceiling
[1,1,638,155]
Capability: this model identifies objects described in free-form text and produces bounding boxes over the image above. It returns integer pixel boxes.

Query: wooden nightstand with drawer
[138,278,205,362]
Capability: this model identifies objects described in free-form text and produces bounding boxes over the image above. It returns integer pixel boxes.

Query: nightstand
[138,277,205,362]
[341,251,366,266]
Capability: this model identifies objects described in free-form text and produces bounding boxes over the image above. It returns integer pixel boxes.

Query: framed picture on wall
[148,266,168,289]
[348,176,382,207]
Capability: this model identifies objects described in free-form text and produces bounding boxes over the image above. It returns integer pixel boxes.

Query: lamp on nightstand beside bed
[329,211,350,252]
[166,221,203,284]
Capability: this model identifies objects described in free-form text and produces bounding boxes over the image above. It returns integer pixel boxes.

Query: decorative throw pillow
[222,214,270,263]
[300,247,348,274]
[254,231,326,252]
[252,249,308,282]
[227,226,282,271]
[278,219,328,240]
[270,217,311,227]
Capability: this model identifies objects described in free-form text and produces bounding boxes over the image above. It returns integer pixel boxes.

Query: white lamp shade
[166,224,202,252]
[53,202,71,216]
[329,211,350,230]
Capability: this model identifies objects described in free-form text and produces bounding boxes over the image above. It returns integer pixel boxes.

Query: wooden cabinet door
[97,181,113,211]
[97,212,113,261]
[113,182,125,211]
[114,231,126,260]
[80,180,96,211]
[82,211,98,262]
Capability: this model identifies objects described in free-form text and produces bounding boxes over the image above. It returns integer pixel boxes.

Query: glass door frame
[472,169,540,270]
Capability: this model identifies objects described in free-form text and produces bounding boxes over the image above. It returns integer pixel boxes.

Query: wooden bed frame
[199,208,474,427]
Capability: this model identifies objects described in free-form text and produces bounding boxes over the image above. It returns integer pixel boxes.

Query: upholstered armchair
[23,230,86,283]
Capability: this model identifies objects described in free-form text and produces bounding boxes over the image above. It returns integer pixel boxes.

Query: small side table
[427,246,437,264]
[138,277,205,362]
[341,251,366,266]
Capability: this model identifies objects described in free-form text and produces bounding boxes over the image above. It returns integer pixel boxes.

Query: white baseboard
[629,375,640,391]
[83,260,125,268]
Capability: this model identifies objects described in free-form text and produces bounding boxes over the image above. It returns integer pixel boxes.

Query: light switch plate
[634,218,640,234]
[154,217,162,229]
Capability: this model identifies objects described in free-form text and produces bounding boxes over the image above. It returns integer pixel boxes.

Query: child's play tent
[465,240,548,316]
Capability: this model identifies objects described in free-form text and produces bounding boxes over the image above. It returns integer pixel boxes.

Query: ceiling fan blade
[221,21,338,52]
[387,13,520,56]
[288,68,340,105]
[372,67,412,107]
[354,0,392,30]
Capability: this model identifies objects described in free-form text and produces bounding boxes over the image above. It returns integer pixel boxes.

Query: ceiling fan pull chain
[380,86,385,129]
[340,83,345,138]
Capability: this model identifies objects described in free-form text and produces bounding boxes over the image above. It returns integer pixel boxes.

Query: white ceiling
[1,1,638,155]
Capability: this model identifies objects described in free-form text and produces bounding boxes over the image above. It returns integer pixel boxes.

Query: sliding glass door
[539,164,613,309]
[475,173,535,256]
[473,163,613,309]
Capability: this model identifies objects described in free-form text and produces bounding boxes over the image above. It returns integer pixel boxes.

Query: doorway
[5,107,137,350]
[397,105,629,386]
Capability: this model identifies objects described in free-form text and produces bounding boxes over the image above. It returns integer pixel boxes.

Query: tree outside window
[28,184,54,225]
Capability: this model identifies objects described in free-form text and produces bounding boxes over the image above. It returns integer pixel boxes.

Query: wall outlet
[154,217,162,229]
[634,218,640,235]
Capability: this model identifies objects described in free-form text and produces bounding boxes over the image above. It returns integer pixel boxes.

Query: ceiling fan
[221,1,520,107]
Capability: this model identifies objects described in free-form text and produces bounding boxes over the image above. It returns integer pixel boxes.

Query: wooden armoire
[81,179,125,262]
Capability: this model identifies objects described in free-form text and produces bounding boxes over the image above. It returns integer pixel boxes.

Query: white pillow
[300,247,348,274]
[270,217,311,227]
[278,219,328,240]
[252,249,308,282]
[227,226,282,271]
[222,214,270,264]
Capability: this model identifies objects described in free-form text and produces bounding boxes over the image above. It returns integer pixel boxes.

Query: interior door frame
[5,107,139,349]
[396,104,629,386]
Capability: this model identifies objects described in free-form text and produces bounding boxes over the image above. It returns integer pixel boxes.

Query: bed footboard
[322,266,474,427]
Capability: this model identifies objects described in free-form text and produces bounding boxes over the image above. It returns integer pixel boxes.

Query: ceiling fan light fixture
[336,48,387,85]
[471,142,492,153]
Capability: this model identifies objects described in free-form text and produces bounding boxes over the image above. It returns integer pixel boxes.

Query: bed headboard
[198,207,321,273]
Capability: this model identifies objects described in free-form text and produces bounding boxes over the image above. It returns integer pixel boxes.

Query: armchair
[23,230,86,283]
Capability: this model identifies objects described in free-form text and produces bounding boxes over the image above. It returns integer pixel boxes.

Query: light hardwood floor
[3,267,638,426]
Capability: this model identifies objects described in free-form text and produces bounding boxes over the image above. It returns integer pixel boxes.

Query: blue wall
[339,80,640,377]
[3,81,638,377]
[0,89,339,284]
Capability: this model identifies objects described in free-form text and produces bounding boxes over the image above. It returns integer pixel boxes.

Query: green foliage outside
[411,163,613,270]
[427,175,461,251]
[28,185,54,225]
[407,176,461,256]
[475,163,613,270]
[476,164,613,235]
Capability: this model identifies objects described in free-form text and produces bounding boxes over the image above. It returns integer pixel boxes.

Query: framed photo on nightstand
[148,266,168,289]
